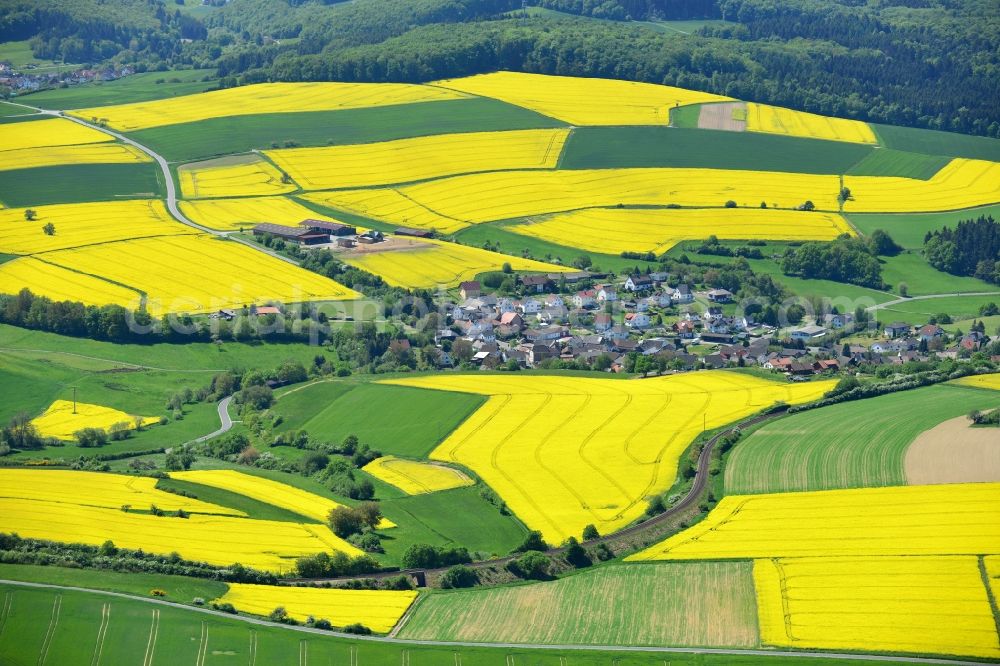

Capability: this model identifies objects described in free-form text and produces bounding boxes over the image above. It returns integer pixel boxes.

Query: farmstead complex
[1,2,1000,662]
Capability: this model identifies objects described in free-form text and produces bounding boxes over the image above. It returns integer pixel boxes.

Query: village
[249,220,997,379]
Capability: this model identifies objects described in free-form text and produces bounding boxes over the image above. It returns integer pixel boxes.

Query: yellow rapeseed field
[317,169,842,230]
[434,72,732,125]
[266,129,569,190]
[178,157,297,199]
[745,103,877,144]
[0,117,111,151]
[35,235,359,316]
[0,469,242,516]
[178,196,346,231]
[0,142,149,172]
[382,372,832,543]
[951,373,1000,391]
[0,257,142,309]
[754,556,1000,659]
[0,200,193,255]
[362,456,474,495]
[30,399,160,440]
[341,238,569,289]
[845,158,1000,213]
[217,584,417,633]
[509,207,854,254]
[628,482,1000,560]
[169,470,394,528]
[0,497,360,570]
[71,82,468,131]
[301,189,465,234]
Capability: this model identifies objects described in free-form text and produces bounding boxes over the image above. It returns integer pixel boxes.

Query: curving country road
[866,291,1000,312]
[190,395,235,444]
[0,579,986,666]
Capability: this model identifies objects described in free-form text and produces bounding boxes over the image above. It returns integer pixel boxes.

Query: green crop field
[0,164,163,207]
[22,70,218,110]
[844,148,949,179]
[724,384,1000,494]
[873,123,1000,161]
[559,126,872,175]
[879,252,997,296]
[273,381,485,458]
[129,98,565,162]
[375,485,528,564]
[0,584,924,666]
[849,203,1000,250]
[454,222,657,274]
[155,477,315,523]
[874,293,1000,325]
[668,103,702,128]
[0,102,33,117]
[399,561,759,647]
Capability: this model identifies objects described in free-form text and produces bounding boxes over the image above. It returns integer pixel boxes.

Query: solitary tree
[42,222,55,236]
[24,209,36,221]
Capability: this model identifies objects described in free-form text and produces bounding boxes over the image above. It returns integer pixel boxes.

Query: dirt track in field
[698,102,747,132]
[905,415,1000,485]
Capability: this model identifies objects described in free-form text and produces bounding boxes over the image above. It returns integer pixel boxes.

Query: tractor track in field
[285,405,790,588]
[0,579,987,665]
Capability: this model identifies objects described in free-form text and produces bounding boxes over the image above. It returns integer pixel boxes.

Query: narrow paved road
[191,395,234,443]
[0,580,985,666]
[866,291,1000,312]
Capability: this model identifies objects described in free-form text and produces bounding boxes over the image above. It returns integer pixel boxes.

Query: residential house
[916,324,945,342]
[883,322,910,338]
[519,298,542,315]
[624,312,651,329]
[597,286,618,303]
[573,289,597,309]
[707,288,734,303]
[607,325,630,341]
[671,284,693,304]
[525,326,565,342]
[594,313,613,332]
[674,320,696,339]
[521,275,554,293]
[791,324,828,341]
[823,313,855,329]
[460,281,481,300]
[624,274,654,292]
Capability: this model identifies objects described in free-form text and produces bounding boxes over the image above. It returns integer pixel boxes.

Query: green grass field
[844,148,949,179]
[0,164,163,207]
[454,222,657,274]
[0,101,34,117]
[873,123,1000,161]
[560,126,872,174]
[155,477,314,522]
[0,583,924,666]
[0,40,76,72]
[273,381,485,458]
[399,561,759,647]
[848,204,1000,249]
[21,70,218,110]
[376,485,528,563]
[724,384,1000,494]
[0,564,227,601]
[879,251,997,296]
[873,293,1000,325]
[669,103,702,128]
[129,97,565,162]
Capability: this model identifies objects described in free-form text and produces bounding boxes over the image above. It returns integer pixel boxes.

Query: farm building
[357,230,385,244]
[302,219,356,236]
[252,223,330,245]
[395,226,434,238]
[460,281,481,299]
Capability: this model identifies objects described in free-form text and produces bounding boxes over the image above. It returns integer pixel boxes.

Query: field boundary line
[36,593,61,666]
[0,579,987,665]
[90,602,110,666]
[247,629,257,666]
[977,556,1000,639]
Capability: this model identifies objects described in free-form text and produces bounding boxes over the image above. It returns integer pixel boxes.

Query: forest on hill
[3,0,1000,138]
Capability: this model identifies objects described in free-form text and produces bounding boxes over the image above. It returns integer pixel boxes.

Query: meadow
[22,69,218,109]
[340,238,569,289]
[0,163,163,207]
[508,208,853,255]
[872,293,1000,324]
[844,148,949,179]
[384,372,833,543]
[874,122,1000,162]
[400,562,760,647]
[723,384,1000,494]
[267,128,568,190]
[71,81,469,132]
[559,126,872,174]
[848,203,1000,249]
[434,71,731,125]
[272,381,486,459]
[127,97,566,162]
[878,251,997,295]
[0,584,923,666]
